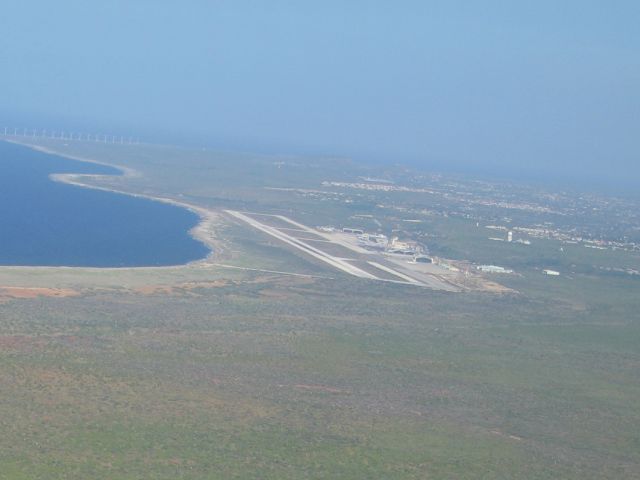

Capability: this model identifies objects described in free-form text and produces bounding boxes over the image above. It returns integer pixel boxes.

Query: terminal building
[357,233,388,250]
[386,237,420,255]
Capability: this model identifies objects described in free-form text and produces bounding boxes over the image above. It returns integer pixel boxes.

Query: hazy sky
[1,1,638,190]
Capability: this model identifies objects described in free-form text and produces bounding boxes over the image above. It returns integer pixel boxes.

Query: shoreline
[0,138,223,271]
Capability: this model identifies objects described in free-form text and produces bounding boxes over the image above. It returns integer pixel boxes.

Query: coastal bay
[0,141,210,267]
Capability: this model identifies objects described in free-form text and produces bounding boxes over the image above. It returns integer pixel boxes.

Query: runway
[226,210,461,291]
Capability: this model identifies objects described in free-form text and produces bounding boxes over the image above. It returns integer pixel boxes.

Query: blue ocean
[0,141,210,267]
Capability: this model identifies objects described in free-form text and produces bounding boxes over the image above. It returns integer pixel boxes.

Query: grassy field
[0,139,639,478]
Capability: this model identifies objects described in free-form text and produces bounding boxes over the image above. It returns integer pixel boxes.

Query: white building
[477,265,513,274]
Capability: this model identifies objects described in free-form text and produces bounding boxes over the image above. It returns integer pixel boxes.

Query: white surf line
[367,261,425,286]
[226,211,379,280]
[209,264,334,279]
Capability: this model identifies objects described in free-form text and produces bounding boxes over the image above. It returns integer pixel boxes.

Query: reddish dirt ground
[0,286,80,300]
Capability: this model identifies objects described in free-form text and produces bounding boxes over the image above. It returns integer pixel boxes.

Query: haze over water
[0,141,209,267]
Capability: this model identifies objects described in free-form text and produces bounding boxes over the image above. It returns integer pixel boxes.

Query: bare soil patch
[0,286,80,300]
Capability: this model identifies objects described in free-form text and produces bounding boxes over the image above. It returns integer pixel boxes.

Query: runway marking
[226,211,378,279]
[226,211,461,290]
[367,261,424,285]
